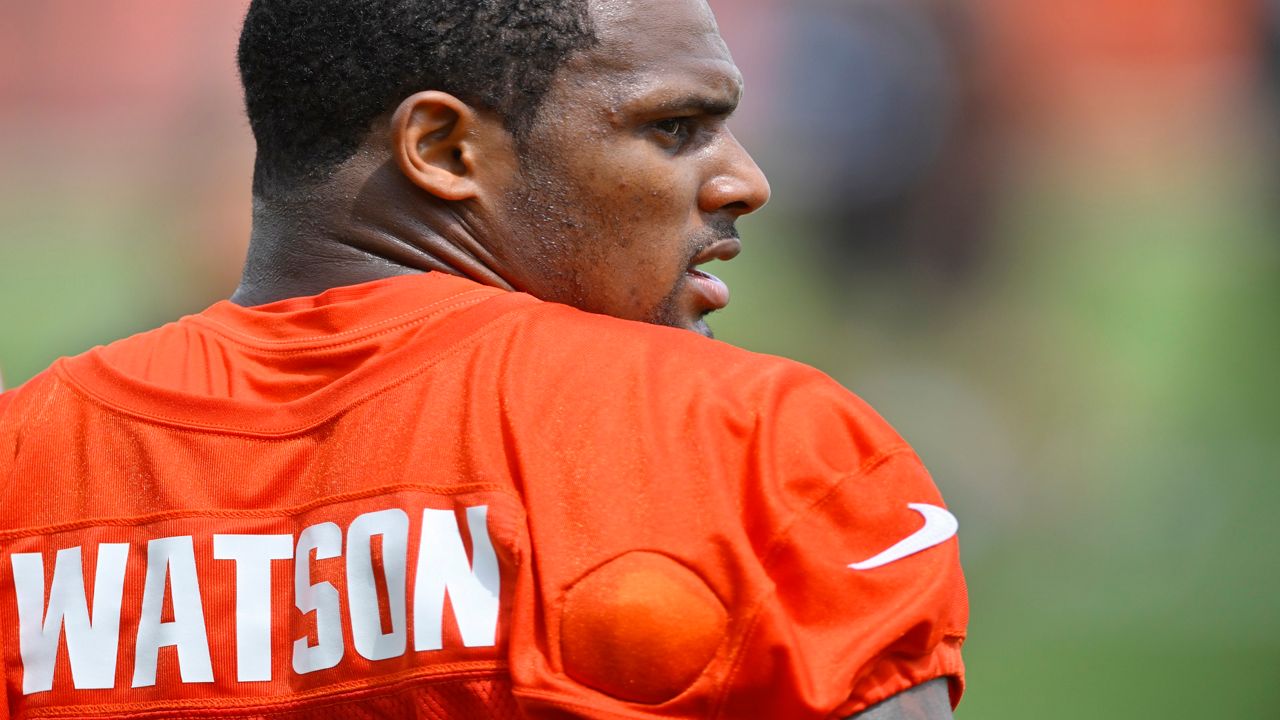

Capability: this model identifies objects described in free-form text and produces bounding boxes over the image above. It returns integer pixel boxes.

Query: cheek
[633,185,682,232]
[599,180,686,255]
[605,183,694,302]
[573,155,686,234]
[537,152,698,312]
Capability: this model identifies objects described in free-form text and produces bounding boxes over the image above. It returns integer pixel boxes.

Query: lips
[685,236,742,312]
[686,267,731,310]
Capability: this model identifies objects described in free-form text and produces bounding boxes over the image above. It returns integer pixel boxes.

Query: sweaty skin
[488,0,767,336]
[233,0,768,339]
[229,0,954,716]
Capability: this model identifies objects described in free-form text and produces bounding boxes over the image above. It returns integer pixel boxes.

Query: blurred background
[1,1,1277,717]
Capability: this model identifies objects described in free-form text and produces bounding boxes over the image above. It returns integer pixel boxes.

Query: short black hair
[237,0,596,199]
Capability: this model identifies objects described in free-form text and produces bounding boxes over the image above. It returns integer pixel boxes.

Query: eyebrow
[645,93,740,117]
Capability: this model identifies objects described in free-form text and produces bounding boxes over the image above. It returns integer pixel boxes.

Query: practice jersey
[0,272,967,719]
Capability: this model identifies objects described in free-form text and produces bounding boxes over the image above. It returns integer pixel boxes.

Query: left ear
[390,90,487,201]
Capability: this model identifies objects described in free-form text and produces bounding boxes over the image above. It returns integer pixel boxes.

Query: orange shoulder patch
[559,551,727,704]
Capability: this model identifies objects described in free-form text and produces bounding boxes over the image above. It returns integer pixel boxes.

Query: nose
[698,130,771,217]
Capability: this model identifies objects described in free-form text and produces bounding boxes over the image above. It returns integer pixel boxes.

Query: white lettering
[212,534,293,682]
[132,536,213,687]
[414,506,500,650]
[346,509,409,661]
[293,522,344,674]
[7,502,507,695]
[11,544,129,693]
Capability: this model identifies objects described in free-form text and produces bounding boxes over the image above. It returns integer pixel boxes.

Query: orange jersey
[0,273,966,719]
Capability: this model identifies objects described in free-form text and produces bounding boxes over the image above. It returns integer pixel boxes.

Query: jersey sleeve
[716,365,967,718]
[720,447,967,718]
[504,324,966,720]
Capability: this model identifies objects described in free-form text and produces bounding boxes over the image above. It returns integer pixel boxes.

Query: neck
[231,160,514,307]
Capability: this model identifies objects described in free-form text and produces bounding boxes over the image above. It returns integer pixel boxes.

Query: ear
[390,91,483,201]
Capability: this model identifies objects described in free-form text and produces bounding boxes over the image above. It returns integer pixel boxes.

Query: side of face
[483,0,771,336]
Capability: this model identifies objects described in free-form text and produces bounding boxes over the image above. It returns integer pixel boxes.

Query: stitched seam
[188,294,488,356]
[25,662,507,718]
[836,639,966,716]
[0,482,521,541]
[754,446,913,571]
[707,585,774,720]
[188,290,491,348]
[512,688,665,720]
[186,293,486,353]
[709,445,915,718]
[55,300,534,438]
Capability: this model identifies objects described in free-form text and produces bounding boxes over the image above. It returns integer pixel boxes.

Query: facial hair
[503,143,738,335]
[644,219,739,337]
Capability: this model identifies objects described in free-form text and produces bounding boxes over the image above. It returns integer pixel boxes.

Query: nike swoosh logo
[847,503,958,571]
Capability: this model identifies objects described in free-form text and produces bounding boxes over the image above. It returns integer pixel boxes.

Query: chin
[641,296,714,338]
[689,317,714,338]
[644,314,713,338]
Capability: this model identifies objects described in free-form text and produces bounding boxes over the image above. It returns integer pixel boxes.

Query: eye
[651,117,693,146]
[655,118,685,135]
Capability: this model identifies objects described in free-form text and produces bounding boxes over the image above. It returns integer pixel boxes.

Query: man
[0,0,966,718]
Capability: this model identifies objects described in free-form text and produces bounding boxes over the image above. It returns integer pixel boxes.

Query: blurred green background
[1,1,1277,717]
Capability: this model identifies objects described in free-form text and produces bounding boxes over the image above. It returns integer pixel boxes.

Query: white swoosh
[847,503,958,571]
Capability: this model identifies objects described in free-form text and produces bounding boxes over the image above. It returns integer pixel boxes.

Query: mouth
[685,237,742,313]
[685,267,731,311]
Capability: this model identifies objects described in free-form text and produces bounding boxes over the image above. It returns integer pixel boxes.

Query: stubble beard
[647,219,742,338]
[503,147,732,337]
[501,172,586,309]
[502,155,686,332]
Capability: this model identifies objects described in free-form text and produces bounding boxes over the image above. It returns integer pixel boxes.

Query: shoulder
[497,300,910,479]
[0,369,66,481]
[0,368,62,425]
[500,304,967,718]
[504,300,869,412]
[0,313,196,438]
